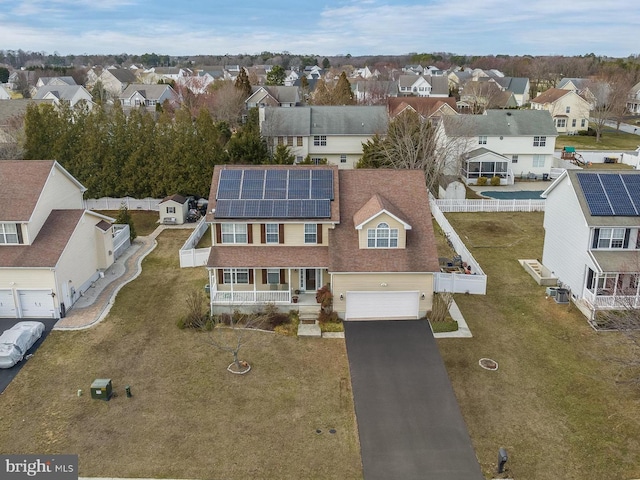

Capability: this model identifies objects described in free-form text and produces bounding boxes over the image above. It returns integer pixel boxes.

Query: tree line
[22,103,270,199]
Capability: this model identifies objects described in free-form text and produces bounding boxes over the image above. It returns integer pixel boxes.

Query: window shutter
[586,268,594,289]
[623,229,630,248]
[260,224,266,243]
[217,269,224,284]
[592,228,599,249]
[215,224,222,244]
[249,269,254,284]
[317,224,323,244]
[247,224,253,244]
[262,269,267,284]
[16,223,23,244]
[280,269,285,284]
[279,224,285,244]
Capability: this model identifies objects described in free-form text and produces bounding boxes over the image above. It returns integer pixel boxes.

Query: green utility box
[91,378,113,401]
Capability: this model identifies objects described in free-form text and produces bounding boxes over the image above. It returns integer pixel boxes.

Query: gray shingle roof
[443,109,557,137]
[261,106,388,136]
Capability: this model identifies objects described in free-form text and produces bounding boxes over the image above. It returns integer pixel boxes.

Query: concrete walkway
[54,226,167,330]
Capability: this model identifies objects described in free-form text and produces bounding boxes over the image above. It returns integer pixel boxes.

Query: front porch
[208,267,328,307]
[582,270,640,311]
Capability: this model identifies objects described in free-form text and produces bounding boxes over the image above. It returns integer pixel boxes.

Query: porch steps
[297,304,321,337]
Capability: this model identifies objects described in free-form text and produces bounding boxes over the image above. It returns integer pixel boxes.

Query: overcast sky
[0,0,637,58]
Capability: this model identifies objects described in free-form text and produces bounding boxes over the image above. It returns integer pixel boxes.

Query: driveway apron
[344,320,483,480]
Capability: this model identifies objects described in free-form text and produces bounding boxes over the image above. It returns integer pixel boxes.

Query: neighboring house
[397,75,448,97]
[440,109,558,183]
[144,67,192,83]
[159,194,189,225]
[0,85,10,100]
[541,170,640,318]
[33,85,94,110]
[284,70,299,87]
[0,160,122,319]
[458,81,517,112]
[99,68,138,97]
[35,76,76,88]
[387,97,458,125]
[259,106,389,168]
[245,86,301,108]
[530,88,591,134]
[492,76,531,106]
[204,165,439,320]
[118,84,177,109]
[351,79,397,104]
[626,81,640,114]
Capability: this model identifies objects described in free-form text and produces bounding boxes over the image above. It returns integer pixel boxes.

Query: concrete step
[297,322,322,337]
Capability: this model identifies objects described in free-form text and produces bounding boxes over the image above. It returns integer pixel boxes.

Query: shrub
[490,176,501,186]
[179,290,209,329]
[429,292,453,323]
[319,309,341,324]
[430,319,458,333]
[476,176,488,186]
[316,284,333,312]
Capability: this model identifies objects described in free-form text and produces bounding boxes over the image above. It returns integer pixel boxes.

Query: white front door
[0,290,17,318]
[18,290,56,318]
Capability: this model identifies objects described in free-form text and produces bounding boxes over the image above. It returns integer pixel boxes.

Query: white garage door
[0,290,17,318]
[18,290,56,318]
[345,291,420,320]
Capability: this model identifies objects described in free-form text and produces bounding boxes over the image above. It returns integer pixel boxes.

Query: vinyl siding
[358,212,407,249]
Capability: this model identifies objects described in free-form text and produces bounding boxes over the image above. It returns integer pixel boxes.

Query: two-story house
[440,109,558,184]
[530,88,591,134]
[541,170,640,318]
[245,86,301,109]
[118,84,177,109]
[259,106,388,168]
[204,165,439,320]
[32,85,95,110]
[0,160,121,319]
[626,81,640,114]
[98,68,138,98]
[397,75,448,97]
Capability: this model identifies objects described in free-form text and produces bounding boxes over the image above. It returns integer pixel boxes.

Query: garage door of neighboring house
[0,290,17,318]
[345,291,420,320]
[18,290,56,318]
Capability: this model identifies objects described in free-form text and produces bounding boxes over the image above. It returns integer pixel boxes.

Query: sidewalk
[433,299,473,338]
[54,226,166,330]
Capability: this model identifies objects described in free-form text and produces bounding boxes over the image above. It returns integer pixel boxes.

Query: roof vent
[506,112,512,116]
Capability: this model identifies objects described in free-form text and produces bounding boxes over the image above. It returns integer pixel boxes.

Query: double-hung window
[265,223,279,244]
[532,155,545,167]
[556,118,566,128]
[511,155,518,164]
[0,223,19,244]
[597,228,626,249]
[304,224,317,244]
[313,135,327,146]
[478,135,487,145]
[533,136,546,147]
[223,268,249,284]
[221,223,247,244]
[367,222,398,248]
[266,269,280,284]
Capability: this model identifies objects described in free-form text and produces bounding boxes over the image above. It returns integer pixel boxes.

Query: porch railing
[582,288,640,309]
[211,290,291,304]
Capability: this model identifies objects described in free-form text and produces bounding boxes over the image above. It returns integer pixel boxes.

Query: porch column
[288,269,292,302]
[229,269,234,303]
[253,268,257,302]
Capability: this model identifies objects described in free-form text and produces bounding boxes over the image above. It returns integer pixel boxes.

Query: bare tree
[587,79,615,143]
[459,80,505,114]
[597,302,640,387]
[182,290,266,373]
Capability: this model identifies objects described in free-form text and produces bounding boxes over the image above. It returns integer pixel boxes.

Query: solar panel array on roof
[215,169,333,218]
[577,173,640,216]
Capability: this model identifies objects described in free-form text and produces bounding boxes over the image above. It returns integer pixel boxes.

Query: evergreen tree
[271,144,296,165]
[234,67,252,97]
[334,72,355,105]
[322,57,330,69]
[266,65,286,86]
[114,204,137,241]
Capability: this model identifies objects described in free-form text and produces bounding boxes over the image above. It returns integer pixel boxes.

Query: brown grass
[94,210,160,236]
[0,230,362,479]
[436,212,640,479]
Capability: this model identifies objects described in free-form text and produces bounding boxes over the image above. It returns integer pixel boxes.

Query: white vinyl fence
[112,224,131,259]
[85,197,163,211]
[430,195,487,295]
[435,198,546,213]
[179,217,211,268]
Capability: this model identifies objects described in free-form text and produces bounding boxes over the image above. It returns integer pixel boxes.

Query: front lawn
[0,230,362,480]
[437,212,640,479]
[556,128,640,150]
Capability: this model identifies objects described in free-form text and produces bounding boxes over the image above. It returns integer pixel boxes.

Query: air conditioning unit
[546,287,558,298]
[554,288,570,304]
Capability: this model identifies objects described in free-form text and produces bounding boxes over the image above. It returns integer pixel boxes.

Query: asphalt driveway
[344,319,483,480]
[0,318,58,393]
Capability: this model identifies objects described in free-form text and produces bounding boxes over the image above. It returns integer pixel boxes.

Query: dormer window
[0,223,20,244]
[367,222,398,248]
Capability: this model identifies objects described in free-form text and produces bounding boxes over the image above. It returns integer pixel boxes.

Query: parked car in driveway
[0,322,45,368]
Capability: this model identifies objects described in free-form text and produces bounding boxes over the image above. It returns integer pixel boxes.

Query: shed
[159,194,189,225]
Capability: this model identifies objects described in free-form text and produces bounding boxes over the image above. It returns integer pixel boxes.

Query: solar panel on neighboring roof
[577,172,640,216]
[215,168,334,218]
